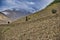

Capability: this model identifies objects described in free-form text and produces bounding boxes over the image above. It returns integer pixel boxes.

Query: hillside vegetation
[54,0,60,3]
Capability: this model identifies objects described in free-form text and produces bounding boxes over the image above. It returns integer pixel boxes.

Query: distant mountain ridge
[2,9,31,21]
[0,0,54,22]
[0,12,10,24]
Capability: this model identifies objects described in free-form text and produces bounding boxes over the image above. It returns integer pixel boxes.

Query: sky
[0,0,54,12]
[0,0,54,20]
[0,0,55,20]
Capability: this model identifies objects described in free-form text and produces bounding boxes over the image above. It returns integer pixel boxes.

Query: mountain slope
[13,3,59,24]
[0,3,60,40]
[0,12,10,24]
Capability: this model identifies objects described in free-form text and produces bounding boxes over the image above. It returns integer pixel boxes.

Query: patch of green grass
[54,0,60,3]
[47,0,60,7]
[51,0,60,4]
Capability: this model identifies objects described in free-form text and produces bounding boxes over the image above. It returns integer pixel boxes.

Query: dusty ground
[0,3,60,40]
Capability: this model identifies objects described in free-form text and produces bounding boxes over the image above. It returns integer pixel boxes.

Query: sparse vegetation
[52,9,57,14]
[54,0,60,3]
